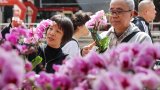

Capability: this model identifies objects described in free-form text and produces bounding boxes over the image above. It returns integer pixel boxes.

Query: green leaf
[31,56,43,69]
[99,36,110,53]
[56,87,61,90]
[89,29,110,53]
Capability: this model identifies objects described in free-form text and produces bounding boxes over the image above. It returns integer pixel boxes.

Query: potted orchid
[1,19,52,69]
[86,10,110,53]
[21,43,160,90]
[25,19,52,69]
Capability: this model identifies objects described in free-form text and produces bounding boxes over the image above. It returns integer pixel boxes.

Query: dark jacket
[1,23,12,39]
[132,16,153,41]
[28,44,67,73]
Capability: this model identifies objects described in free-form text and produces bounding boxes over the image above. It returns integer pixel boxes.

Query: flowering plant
[86,10,109,53]
[0,47,25,90]
[0,19,52,69]
[1,28,160,90]
[1,18,160,90]
[21,43,160,90]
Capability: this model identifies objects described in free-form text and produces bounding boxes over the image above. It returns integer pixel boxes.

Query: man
[132,0,156,39]
[1,16,25,39]
[81,0,152,56]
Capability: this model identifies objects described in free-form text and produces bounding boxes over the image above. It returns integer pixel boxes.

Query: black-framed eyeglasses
[108,10,132,15]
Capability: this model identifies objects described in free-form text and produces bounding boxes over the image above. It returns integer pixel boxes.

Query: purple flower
[36,31,44,39]
[10,27,28,37]
[27,29,35,37]
[61,57,90,75]
[85,19,95,29]
[16,45,28,54]
[85,51,106,68]
[154,42,160,58]
[0,58,5,73]
[133,54,155,68]
[134,67,160,89]
[86,10,107,30]
[102,48,118,66]
[1,84,17,90]
[0,41,13,51]
[154,69,160,76]
[118,52,133,71]
[52,64,61,72]
[5,34,19,45]
[36,19,52,33]
[35,71,53,89]
[25,71,36,80]
[0,48,25,89]
[52,73,72,90]
[24,60,33,72]
[92,71,120,90]
[140,43,157,59]
[22,71,36,90]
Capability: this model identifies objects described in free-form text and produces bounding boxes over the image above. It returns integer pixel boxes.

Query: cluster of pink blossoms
[85,10,108,30]
[1,19,52,55]
[22,43,160,90]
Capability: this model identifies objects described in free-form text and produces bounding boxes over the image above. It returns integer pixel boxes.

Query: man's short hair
[138,0,153,12]
[125,0,135,10]
[110,0,135,10]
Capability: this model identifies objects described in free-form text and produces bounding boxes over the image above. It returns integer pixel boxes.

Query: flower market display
[0,11,160,90]
[1,40,160,89]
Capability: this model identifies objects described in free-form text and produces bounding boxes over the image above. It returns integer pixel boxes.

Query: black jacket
[28,44,67,73]
[1,23,12,39]
[132,16,152,41]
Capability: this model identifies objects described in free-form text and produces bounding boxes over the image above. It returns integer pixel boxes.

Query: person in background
[81,0,152,56]
[62,10,90,59]
[132,0,156,40]
[28,14,74,73]
[133,0,138,17]
[1,16,26,39]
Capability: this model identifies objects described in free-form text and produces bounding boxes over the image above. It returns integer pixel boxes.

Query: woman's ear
[75,26,81,32]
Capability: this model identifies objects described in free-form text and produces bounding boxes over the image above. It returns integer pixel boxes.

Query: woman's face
[46,23,64,48]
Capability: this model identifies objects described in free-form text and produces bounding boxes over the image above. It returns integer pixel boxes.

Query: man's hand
[81,42,96,56]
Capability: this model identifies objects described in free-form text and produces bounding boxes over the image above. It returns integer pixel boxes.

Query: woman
[62,11,90,59]
[29,14,74,73]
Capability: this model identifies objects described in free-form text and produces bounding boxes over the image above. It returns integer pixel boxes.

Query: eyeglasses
[108,10,132,16]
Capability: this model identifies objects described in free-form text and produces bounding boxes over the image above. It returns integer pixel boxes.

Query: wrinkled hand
[81,42,96,56]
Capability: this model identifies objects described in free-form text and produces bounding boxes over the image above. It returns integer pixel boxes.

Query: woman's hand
[81,42,96,56]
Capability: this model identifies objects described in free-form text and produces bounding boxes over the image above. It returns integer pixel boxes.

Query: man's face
[146,3,156,22]
[12,17,22,27]
[109,0,133,30]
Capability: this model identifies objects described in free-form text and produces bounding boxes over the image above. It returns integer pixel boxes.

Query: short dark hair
[71,10,90,32]
[50,14,74,45]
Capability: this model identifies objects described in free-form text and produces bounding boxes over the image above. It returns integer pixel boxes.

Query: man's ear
[130,11,135,18]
